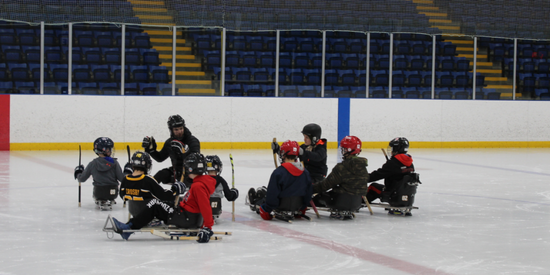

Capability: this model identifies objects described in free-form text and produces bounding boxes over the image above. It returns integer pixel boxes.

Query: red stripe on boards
[0,94,9,151]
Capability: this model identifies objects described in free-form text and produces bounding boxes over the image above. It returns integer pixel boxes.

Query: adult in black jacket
[366,137,415,211]
[142,114,200,185]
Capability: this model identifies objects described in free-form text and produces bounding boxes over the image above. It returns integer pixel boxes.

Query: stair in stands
[128,0,216,95]
[447,36,515,98]
[412,0,461,34]
[414,0,517,99]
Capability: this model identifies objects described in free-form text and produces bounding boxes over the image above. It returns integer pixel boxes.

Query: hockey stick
[124,145,131,208]
[150,229,223,241]
[78,145,81,207]
[272,137,278,167]
[381,148,389,161]
[362,196,374,215]
[230,153,235,222]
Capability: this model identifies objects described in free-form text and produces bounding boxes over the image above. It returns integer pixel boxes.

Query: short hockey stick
[230,153,235,222]
[362,196,373,215]
[78,145,81,208]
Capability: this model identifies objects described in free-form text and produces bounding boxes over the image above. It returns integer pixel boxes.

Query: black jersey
[120,174,177,202]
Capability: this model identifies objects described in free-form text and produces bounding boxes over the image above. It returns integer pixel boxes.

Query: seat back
[277,196,303,211]
[329,193,362,211]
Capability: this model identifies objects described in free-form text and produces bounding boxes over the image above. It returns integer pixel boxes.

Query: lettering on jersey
[147,199,174,214]
[126,189,140,196]
[110,189,116,195]
[401,166,414,173]
[211,201,218,208]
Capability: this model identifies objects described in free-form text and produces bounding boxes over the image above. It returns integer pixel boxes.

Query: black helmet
[301,123,322,144]
[167,114,185,130]
[131,151,152,173]
[205,155,223,174]
[93,137,114,156]
[183,153,207,175]
[388,137,409,155]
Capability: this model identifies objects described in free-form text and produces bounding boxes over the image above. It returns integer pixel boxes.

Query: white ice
[1,148,550,275]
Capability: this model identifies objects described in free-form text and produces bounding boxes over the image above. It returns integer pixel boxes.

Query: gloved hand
[259,205,273,220]
[74,165,84,180]
[171,181,186,195]
[197,227,214,243]
[229,188,239,201]
[271,141,280,154]
[142,136,157,153]
[299,147,304,156]
[171,140,188,156]
[123,162,133,175]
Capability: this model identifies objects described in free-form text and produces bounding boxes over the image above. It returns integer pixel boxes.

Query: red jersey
[178,175,217,229]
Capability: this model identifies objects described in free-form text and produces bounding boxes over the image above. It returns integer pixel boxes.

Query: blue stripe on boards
[337,98,350,143]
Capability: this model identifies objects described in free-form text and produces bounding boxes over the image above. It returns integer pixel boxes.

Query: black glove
[142,136,157,153]
[229,188,239,201]
[271,141,280,154]
[197,227,214,243]
[171,140,188,156]
[74,165,84,180]
[171,181,186,195]
[123,162,133,175]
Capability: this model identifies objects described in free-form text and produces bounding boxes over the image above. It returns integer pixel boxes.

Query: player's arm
[148,176,179,201]
[77,160,95,182]
[218,176,238,201]
[369,161,395,182]
[300,144,327,163]
[313,164,342,193]
[149,139,170,162]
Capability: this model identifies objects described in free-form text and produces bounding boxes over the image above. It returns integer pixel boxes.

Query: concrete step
[419,12,447,17]
[161,62,202,68]
[128,0,164,5]
[134,7,167,12]
[150,38,187,44]
[169,71,205,77]
[146,30,182,36]
[178,88,217,95]
[154,46,192,52]
[136,15,173,20]
[159,54,196,60]
[175,80,211,85]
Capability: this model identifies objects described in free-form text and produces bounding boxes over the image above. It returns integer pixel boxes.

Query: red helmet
[279,140,300,159]
[340,136,362,156]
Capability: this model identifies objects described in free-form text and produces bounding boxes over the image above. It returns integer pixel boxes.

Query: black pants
[154,167,192,186]
[366,183,386,203]
[129,199,202,229]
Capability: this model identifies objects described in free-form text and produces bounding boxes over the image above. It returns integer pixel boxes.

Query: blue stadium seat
[83,47,102,64]
[243,84,264,97]
[278,52,292,68]
[75,30,95,47]
[140,49,160,66]
[150,66,169,83]
[226,51,241,67]
[325,69,339,85]
[125,48,141,65]
[3,45,23,63]
[241,52,257,67]
[130,65,149,83]
[91,65,111,82]
[102,48,120,65]
[0,81,13,93]
[132,33,151,48]
[293,52,309,68]
[111,65,129,82]
[95,31,114,47]
[23,46,41,63]
[226,83,244,96]
[304,68,321,85]
[73,64,91,82]
[124,83,139,95]
[287,68,304,85]
[140,83,158,95]
[9,63,30,81]
[280,85,299,97]
[15,81,36,94]
[79,82,99,95]
[50,63,68,82]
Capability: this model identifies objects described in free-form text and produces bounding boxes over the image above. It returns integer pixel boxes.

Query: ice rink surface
[1,148,549,275]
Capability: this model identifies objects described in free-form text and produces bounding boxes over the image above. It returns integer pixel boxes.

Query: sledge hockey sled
[102,215,230,240]
[95,200,115,211]
[363,203,419,216]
